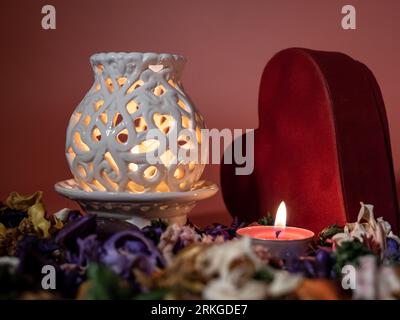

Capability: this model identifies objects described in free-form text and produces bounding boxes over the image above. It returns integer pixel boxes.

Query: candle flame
[274,201,287,227]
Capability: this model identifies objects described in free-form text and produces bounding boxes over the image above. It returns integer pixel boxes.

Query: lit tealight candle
[236,201,314,259]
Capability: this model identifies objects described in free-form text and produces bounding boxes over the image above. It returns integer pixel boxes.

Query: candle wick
[275,230,282,239]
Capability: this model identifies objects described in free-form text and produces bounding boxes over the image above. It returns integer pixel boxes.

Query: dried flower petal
[0,207,27,229]
[6,191,42,211]
[158,224,200,265]
[0,223,5,236]
[28,200,51,238]
[101,228,164,280]
[295,279,343,300]
[53,208,72,222]
[5,191,51,238]
[75,234,103,266]
[333,203,395,258]
[15,236,59,276]
[202,218,243,241]
[204,278,268,300]
[55,214,96,252]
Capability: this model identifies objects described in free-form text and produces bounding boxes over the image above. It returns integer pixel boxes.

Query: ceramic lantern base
[55,179,218,228]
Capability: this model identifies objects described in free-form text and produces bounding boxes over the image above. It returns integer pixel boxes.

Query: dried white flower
[333,203,396,255]
[0,256,20,273]
[267,271,302,297]
[353,255,377,300]
[53,208,72,222]
[201,234,225,244]
[353,255,400,300]
[378,266,400,299]
[197,238,302,300]
[204,278,269,300]
[158,224,201,265]
[197,237,262,280]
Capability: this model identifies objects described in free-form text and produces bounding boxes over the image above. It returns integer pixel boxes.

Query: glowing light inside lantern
[148,64,164,72]
[65,53,206,194]
[274,201,287,228]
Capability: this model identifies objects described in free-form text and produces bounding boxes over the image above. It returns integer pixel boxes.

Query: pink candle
[236,201,314,259]
[237,226,314,241]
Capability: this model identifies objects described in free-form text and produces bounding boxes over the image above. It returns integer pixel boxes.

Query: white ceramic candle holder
[55,52,217,226]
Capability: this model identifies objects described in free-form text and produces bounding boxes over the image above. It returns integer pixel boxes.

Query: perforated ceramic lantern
[66,52,206,193]
[56,52,218,226]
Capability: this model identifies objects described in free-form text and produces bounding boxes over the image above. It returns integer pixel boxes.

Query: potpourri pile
[1,191,400,300]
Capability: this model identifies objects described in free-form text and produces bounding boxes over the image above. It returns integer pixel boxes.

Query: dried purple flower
[65,210,83,223]
[230,217,245,230]
[383,238,400,264]
[55,214,96,252]
[15,235,59,276]
[387,238,399,252]
[141,220,168,245]
[202,221,240,241]
[73,234,104,266]
[0,207,27,228]
[96,217,134,240]
[201,217,245,241]
[314,249,335,278]
[158,224,201,264]
[58,264,87,298]
[285,248,335,279]
[101,228,164,280]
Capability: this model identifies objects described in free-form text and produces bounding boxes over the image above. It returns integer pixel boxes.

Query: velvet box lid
[221,48,399,233]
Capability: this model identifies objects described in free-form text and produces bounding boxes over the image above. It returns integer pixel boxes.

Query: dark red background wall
[1,0,399,225]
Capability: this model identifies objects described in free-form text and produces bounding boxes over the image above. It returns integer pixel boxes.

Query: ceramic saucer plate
[55,179,218,227]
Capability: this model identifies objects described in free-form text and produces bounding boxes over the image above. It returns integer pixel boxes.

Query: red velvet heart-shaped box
[221,48,399,233]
